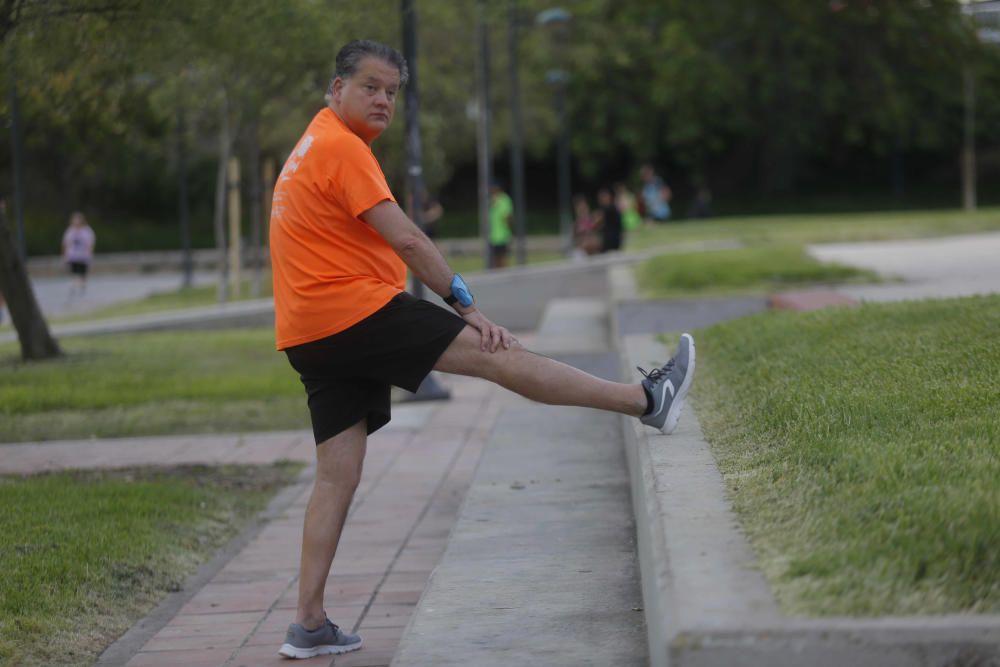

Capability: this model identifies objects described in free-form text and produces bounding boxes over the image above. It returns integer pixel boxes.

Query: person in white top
[62,211,96,296]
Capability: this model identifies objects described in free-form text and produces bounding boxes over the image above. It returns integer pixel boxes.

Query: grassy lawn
[635,244,880,298]
[693,294,1000,616]
[0,462,303,666]
[0,328,307,443]
[626,206,1000,250]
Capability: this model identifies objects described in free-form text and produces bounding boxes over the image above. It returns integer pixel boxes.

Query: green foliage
[2,0,999,252]
[0,463,302,666]
[565,0,983,190]
[695,295,1000,615]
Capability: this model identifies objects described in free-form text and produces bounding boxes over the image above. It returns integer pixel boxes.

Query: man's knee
[314,427,366,490]
[315,454,364,492]
[471,340,527,384]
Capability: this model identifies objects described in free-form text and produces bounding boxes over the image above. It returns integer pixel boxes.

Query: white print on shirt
[279,134,315,182]
[271,191,288,222]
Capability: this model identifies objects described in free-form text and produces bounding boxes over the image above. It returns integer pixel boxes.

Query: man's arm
[361,200,514,352]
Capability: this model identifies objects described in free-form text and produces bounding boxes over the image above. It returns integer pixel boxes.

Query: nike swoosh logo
[648,379,676,419]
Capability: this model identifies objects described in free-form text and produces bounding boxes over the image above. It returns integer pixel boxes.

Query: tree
[0,0,137,361]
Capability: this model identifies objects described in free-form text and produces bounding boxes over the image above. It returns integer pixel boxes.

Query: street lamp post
[508,0,528,266]
[960,1,1000,211]
[477,0,493,269]
[401,0,450,401]
[536,8,573,257]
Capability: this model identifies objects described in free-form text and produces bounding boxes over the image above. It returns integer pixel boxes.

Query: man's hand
[461,309,516,353]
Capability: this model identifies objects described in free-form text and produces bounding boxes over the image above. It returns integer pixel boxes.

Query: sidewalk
[1,373,508,667]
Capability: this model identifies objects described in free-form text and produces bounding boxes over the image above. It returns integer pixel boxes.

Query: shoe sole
[661,333,695,435]
[278,640,363,659]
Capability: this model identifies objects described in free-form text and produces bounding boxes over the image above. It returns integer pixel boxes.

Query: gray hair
[325,40,408,102]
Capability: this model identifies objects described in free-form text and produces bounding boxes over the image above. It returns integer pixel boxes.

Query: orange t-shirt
[270,108,406,350]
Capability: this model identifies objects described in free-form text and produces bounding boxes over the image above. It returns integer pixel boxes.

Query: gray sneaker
[639,333,695,435]
[278,617,362,659]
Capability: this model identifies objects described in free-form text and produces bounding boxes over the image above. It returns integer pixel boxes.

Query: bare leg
[295,419,367,629]
[435,326,647,416]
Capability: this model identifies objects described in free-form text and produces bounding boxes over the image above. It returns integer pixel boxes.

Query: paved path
[809,230,1000,302]
[2,374,508,667]
[19,271,216,320]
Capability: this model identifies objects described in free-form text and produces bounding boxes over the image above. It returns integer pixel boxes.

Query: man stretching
[271,40,694,659]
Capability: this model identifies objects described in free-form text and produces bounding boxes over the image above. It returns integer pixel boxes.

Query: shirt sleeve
[326,136,396,218]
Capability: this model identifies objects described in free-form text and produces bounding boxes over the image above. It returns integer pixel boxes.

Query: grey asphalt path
[24,270,216,319]
[809,230,1000,302]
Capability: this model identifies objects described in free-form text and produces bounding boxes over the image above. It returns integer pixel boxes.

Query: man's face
[331,56,400,144]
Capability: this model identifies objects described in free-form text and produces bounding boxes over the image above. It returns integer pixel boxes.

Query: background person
[488,181,513,269]
[615,182,642,232]
[573,193,600,256]
[269,40,694,660]
[596,187,624,252]
[405,186,444,240]
[639,164,672,223]
[61,211,95,296]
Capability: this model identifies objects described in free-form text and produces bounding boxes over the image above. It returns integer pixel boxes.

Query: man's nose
[373,90,390,106]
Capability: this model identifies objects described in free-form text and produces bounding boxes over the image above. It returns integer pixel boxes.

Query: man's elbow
[395,232,426,259]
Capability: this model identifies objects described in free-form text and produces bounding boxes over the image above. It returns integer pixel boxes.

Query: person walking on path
[269,39,695,660]
[61,211,95,296]
[488,181,513,269]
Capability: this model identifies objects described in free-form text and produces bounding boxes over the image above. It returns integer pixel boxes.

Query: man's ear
[331,77,345,102]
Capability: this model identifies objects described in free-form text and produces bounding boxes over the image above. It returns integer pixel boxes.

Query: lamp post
[401,0,450,401]
[477,0,493,269]
[960,1,1000,211]
[535,8,573,257]
[508,0,528,266]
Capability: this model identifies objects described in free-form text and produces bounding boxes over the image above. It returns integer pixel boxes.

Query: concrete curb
[607,265,1000,667]
[768,290,857,311]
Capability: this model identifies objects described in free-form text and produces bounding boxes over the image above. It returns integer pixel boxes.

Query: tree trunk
[0,203,61,360]
[213,94,231,303]
[246,117,263,299]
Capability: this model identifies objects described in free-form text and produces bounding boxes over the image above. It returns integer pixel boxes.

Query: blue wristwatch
[444,273,474,308]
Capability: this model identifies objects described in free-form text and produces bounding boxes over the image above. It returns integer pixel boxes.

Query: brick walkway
[2,374,508,667]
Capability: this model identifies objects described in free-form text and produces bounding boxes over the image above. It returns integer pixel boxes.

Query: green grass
[626,206,1000,251]
[0,328,307,442]
[0,462,303,666]
[635,244,879,297]
[694,294,1000,615]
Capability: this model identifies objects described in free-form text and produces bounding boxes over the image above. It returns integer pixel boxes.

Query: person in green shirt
[489,182,513,269]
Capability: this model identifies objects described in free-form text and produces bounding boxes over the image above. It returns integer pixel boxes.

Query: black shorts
[68,261,89,276]
[284,292,466,444]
